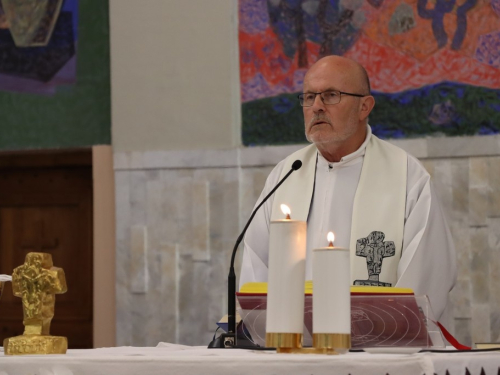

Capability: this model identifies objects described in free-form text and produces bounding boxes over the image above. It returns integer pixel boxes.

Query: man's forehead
[303,59,362,91]
[303,68,350,90]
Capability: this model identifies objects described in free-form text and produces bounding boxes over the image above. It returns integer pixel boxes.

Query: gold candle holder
[313,333,351,354]
[266,332,350,355]
[266,332,302,353]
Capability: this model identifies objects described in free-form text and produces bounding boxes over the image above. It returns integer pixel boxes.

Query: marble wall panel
[469,227,490,305]
[488,157,500,217]
[471,303,491,344]
[221,171,240,241]
[448,221,470,279]
[129,171,148,226]
[488,218,500,333]
[130,294,149,346]
[469,188,489,227]
[145,182,172,346]
[191,181,210,261]
[469,158,489,188]
[161,244,179,343]
[449,279,471,319]
[176,252,198,345]
[454,318,472,346]
[450,159,469,221]
[431,159,453,218]
[115,171,132,346]
[130,225,148,294]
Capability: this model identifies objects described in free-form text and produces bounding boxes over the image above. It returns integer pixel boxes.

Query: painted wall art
[0,0,78,95]
[239,0,500,145]
[0,0,109,150]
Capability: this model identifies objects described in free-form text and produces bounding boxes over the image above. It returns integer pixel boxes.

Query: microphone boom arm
[226,162,301,346]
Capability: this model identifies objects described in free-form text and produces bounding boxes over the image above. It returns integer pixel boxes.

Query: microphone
[208,160,302,348]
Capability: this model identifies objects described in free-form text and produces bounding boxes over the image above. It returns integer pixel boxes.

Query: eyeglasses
[297,90,366,107]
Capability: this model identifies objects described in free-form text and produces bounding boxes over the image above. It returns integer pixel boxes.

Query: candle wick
[285,214,291,220]
[328,241,333,247]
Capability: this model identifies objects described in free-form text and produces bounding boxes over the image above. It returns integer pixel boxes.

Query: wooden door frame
[92,145,116,348]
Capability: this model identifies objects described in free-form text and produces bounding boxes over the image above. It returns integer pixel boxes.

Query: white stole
[271,136,407,286]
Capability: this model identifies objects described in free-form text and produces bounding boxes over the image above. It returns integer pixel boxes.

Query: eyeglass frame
[297,90,367,107]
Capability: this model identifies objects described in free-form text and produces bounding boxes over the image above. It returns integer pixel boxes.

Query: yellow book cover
[238,281,413,295]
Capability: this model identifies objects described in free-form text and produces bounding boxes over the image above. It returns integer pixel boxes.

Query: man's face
[303,62,364,146]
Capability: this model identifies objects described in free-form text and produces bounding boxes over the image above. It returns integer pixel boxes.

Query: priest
[239,55,457,320]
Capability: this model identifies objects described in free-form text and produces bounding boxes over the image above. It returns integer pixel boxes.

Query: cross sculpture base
[3,252,68,355]
[4,335,67,355]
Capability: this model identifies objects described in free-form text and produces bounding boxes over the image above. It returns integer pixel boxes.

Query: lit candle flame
[327,232,335,247]
[280,204,291,219]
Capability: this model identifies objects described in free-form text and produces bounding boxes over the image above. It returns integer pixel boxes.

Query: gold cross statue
[4,252,68,355]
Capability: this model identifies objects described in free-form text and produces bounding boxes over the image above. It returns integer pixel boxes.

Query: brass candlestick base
[277,347,340,355]
[313,333,351,354]
[270,333,351,355]
[4,335,67,355]
[266,332,302,350]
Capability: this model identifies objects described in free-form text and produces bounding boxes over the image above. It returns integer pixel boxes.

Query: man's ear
[359,96,375,122]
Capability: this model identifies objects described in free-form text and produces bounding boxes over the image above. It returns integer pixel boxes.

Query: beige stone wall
[429,156,500,345]
[109,0,241,153]
[115,135,500,347]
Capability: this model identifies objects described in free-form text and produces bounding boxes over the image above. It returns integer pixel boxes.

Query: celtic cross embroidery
[353,231,395,287]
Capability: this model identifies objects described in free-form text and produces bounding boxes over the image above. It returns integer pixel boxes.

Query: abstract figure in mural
[428,100,457,126]
[0,0,76,88]
[316,0,355,57]
[267,0,363,66]
[267,0,309,67]
[354,231,395,287]
[388,3,417,35]
[1,0,64,47]
[417,0,477,50]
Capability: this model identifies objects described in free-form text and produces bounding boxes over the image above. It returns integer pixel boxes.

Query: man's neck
[315,125,368,163]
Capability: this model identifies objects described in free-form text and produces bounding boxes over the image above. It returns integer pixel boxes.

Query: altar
[0,343,499,375]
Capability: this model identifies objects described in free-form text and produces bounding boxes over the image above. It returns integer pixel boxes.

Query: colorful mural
[0,0,78,95]
[239,0,500,145]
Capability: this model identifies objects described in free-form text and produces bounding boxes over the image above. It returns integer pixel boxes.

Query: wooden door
[0,150,93,349]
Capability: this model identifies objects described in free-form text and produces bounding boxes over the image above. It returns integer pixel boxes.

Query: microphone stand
[209,161,302,348]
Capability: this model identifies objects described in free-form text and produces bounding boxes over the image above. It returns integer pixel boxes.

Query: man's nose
[311,94,326,112]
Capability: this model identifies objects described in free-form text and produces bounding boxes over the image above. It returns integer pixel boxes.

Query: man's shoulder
[272,143,317,176]
[370,134,408,157]
[369,135,430,181]
[283,143,317,164]
[265,144,316,185]
[406,152,431,180]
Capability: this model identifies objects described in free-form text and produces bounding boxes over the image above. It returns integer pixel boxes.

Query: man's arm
[395,155,457,320]
[239,160,286,289]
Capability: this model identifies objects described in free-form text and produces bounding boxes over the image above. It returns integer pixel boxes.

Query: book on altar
[235,282,445,349]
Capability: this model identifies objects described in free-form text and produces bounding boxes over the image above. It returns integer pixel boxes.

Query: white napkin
[0,275,12,282]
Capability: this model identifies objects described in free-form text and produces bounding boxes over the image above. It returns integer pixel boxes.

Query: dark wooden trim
[0,148,92,169]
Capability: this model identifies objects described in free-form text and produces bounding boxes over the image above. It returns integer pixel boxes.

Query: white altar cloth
[0,343,498,375]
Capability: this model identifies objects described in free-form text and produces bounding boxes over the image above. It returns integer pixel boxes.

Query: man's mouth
[312,120,329,126]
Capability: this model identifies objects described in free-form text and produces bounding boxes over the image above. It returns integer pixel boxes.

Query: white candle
[313,232,350,335]
[266,205,307,337]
